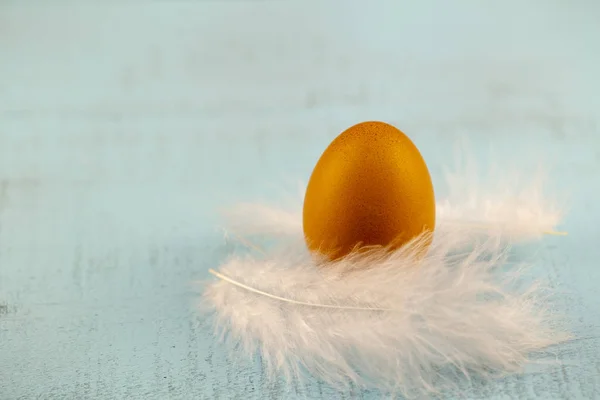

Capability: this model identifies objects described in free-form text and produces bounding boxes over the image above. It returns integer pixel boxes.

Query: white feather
[223,202,302,237]
[203,160,567,398]
[436,157,564,240]
[203,227,567,398]
[222,161,565,241]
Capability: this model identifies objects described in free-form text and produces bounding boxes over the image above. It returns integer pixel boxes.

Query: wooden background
[1,2,599,399]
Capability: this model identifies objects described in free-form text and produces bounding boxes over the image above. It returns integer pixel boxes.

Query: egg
[302,121,436,261]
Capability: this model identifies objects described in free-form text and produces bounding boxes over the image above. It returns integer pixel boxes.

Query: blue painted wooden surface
[1,2,599,399]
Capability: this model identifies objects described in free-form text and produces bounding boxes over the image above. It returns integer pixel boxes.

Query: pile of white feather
[201,162,568,399]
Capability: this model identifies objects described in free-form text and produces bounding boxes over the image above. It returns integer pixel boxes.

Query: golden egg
[302,121,436,261]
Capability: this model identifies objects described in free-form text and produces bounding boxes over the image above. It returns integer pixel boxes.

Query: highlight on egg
[203,120,566,399]
[302,121,436,260]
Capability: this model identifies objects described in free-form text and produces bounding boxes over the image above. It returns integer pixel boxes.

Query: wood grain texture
[1,2,599,399]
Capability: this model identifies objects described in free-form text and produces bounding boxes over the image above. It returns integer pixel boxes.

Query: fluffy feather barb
[203,164,567,398]
[223,162,564,241]
[204,234,565,398]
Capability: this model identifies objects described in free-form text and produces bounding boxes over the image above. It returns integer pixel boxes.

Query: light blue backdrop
[1,2,599,399]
